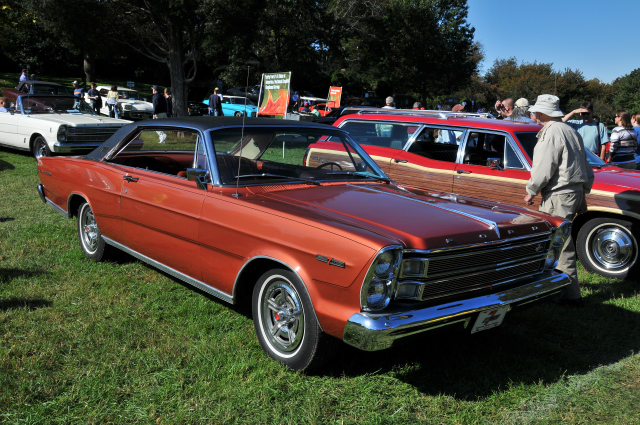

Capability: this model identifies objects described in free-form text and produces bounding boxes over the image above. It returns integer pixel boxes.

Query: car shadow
[0,297,53,311]
[0,217,15,223]
[0,268,47,284]
[312,292,640,400]
[0,158,15,171]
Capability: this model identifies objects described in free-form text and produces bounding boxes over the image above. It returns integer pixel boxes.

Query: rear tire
[576,217,638,280]
[234,111,242,117]
[252,268,337,371]
[77,202,111,262]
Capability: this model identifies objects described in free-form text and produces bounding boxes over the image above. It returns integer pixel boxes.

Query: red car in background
[327,109,640,280]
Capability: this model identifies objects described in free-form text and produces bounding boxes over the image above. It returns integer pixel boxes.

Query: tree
[613,68,640,114]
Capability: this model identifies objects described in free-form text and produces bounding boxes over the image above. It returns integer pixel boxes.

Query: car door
[113,127,207,280]
[387,125,464,194]
[0,110,19,148]
[452,129,540,208]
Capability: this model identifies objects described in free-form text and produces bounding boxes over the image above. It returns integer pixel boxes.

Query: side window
[109,129,201,178]
[407,126,461,163]
[340,121,417,150]
[462,131,506,167]
[504,141,525,169]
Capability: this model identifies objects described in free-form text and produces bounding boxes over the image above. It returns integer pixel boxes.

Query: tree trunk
[84,53,95,84]
[167,24,187,117]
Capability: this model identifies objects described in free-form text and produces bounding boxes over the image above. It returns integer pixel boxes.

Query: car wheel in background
[234,111,242,117]
[252,268,337,371]
[77,202,112,262]
[576,217,638,280]
[33,136,51,159]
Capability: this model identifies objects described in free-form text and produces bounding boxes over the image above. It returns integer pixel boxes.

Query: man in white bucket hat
[524,94,594,307]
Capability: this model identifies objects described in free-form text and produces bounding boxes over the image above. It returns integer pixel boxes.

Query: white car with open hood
[97,86,154,121]
[0,94,131,159]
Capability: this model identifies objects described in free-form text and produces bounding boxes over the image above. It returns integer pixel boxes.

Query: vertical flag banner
[258,72,291,116]
[328,87,342,108]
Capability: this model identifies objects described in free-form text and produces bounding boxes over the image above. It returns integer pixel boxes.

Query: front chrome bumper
[343,270,570,351]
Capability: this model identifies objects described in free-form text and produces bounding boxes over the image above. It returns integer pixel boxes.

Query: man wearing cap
[208,87,223,116]
[19,69,27,82]
[524,94,594,307]
[562,101,609,156]
[152,85,168,119]
[383,96,396,109]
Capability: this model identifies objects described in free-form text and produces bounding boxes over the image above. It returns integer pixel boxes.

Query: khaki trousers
[539,190,584,300]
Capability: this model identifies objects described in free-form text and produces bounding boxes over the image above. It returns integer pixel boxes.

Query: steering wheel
[316,162,343,170]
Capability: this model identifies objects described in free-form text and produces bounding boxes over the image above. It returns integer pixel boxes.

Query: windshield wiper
[234,173,321,186]
[326,171,391,184]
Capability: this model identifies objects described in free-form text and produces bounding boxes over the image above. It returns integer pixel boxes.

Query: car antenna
[233,65,251,198]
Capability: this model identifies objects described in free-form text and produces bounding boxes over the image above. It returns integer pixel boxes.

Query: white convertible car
[0,94,130,159]
[97,86,154,121]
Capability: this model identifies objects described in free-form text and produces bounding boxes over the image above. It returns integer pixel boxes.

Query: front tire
[33,136,51,159]
[77,202,111,262]
[576,217,638,280]
[234,111,242,117]
[252,268,336,371]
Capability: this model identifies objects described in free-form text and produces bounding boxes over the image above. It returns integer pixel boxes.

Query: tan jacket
[526,119,594,197]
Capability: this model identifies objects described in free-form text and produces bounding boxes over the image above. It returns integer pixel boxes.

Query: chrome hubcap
[261,279,304,353]
[589,224,637,272]
[81,207,99,253]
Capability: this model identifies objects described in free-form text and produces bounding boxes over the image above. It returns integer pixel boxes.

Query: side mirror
[486,157,503,171]
[186,168,209,190]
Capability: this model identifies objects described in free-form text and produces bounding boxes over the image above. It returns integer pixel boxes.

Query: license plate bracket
[470,306,509,334]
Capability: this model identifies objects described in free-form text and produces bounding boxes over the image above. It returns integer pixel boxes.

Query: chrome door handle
[456,170,472,174]
[123,175,139,182]
[394,159,408,163]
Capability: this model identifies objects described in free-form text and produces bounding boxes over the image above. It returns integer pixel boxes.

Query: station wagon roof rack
[354,108,497,120]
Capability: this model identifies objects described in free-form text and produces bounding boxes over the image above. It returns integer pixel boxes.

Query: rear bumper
[343,270,570,351]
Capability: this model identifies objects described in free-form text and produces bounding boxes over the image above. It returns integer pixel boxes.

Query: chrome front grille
[67,126,121,143]
[398,233,551,301]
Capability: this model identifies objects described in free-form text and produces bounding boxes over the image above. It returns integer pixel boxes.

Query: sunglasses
[580,112,592,116]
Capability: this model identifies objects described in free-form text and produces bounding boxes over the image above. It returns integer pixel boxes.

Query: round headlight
[57,125,67,142]
[374,251,394,277]
[124,104,133,110]
[366,281,387,308]
[552,223,572,247]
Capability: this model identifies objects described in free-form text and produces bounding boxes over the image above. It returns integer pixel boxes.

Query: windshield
[209,127,388,185]
[119,90,140,100]
[515,131,606,167]
[20,96,95,115]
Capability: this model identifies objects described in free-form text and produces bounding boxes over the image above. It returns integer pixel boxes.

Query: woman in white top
[106,85,119,119]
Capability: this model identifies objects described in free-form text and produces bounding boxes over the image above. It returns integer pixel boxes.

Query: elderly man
[383,96,395,109]
[524,94,594,307]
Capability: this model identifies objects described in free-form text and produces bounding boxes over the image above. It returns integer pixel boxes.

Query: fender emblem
[316,254,345,268]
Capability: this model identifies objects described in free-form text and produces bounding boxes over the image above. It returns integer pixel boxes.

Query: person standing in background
[152,85,168,119]
[631,113,640,170]
[608,110,638,169]
[106,85,119,118]
[562,101,609,157]
[164,88,173,117]
[208,87,223,116]
[19,69,27,82]
[86,83,101,115]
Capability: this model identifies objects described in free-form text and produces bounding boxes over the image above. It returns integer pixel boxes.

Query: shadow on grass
[0,298,53,311]
[0,158,15,171]
[0,217,16,223]
[0,268,47,284]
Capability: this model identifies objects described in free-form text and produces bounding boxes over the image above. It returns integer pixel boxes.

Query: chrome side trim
[343,270,570,351]
[103,236,234,304]
[359,186,501,238]
[403,231,552,255]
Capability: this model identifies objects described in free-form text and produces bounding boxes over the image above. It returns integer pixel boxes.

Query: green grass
[1,148,640,424]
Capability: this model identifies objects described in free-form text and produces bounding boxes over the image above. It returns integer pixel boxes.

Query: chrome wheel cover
[258,275,305,356]
[80,205,99,254]
[587,223,637,273]
[34,139,48,159]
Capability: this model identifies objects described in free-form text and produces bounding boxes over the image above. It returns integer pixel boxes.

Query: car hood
[27,114,129,126]
[248,183,554,250]
[119,100,153,110]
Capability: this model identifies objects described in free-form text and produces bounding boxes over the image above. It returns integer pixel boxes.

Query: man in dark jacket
[208,87,223,116]
[152,85,168,119]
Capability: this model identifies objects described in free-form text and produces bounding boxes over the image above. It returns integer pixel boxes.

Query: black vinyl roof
[85,116,348,161]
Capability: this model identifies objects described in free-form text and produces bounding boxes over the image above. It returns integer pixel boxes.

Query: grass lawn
[1,147,640,424]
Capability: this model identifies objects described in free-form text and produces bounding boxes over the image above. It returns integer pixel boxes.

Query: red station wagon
[329,110,640,280]
[36,117,572,370]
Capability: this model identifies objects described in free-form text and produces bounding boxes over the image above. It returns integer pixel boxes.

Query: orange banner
[258,72,291,117]
[328,86,342,108]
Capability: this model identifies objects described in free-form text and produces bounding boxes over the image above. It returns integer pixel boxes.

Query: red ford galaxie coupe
[36,117,571,370]
[332,110,640,280]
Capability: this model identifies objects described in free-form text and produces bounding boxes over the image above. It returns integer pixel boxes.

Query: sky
[467,0,638,84]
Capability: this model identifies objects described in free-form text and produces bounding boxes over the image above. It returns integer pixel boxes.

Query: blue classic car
[202,95,257,117]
